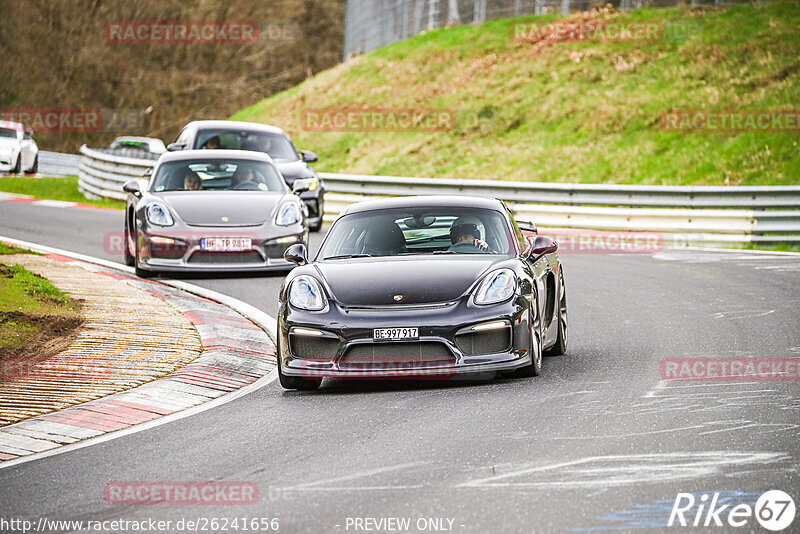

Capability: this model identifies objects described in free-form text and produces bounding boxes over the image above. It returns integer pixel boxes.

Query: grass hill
[232,2,800,186]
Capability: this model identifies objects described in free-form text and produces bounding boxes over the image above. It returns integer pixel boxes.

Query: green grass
[743,242,800,253]
[0,262,78,351]
[232,2,800,186]
[0,243,36,255]
[0,176,124,210]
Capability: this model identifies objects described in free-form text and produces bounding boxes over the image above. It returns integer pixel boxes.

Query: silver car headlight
[276,201,302,226]
[474,268,516,305]
[288,275,326,311]
[146,202,174,226]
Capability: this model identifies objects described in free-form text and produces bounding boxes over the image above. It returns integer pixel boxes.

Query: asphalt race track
[1,190,799,532]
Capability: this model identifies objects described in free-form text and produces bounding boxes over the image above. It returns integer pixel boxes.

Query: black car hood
[315,257,502,306]
[276,160,314,184]
[158,192,283,226]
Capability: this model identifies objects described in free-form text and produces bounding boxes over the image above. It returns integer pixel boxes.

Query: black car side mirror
[292,179,312,195]
[299,150,318,163]
[525,235,558,259]
[167,142,186,151]
[284,243,308,266]
[123,179,143,197]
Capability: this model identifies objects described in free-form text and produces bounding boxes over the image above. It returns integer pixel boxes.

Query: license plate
[373,327,419,340]
[200,237,252,252]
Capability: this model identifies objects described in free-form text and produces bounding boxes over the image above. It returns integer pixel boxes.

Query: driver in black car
[448,218,490,253]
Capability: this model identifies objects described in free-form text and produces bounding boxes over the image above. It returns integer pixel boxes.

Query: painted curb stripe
[0,236,279,468]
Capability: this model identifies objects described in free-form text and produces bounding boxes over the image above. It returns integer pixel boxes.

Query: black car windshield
[194,130,299,163]
[151,160,286,193]
[319,207,514,259]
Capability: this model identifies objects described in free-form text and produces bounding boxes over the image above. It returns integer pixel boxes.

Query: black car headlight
[288,275,326,311]
[474,269,516,305]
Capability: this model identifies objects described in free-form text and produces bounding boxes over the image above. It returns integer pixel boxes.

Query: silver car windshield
[151,160,286,193]
[319,207,513,259]
[194,130,298,163]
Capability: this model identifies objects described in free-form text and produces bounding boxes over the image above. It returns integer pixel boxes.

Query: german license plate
[200,237,252,252]
[373,327,419,340]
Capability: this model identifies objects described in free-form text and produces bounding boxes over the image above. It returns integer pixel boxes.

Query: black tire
[29,155,38,174]
[277,337,321,390]
[133,237,153,278]
[514,300,543,378]
[11,155,21,174]
[544,271,567,357]
[123,217,135,267]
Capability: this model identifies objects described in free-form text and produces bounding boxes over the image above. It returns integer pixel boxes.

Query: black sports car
[277,195,567,390]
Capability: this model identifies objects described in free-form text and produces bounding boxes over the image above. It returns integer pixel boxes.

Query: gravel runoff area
[0,254,202,426]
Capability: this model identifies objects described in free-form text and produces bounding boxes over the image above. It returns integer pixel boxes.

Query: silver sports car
[122,150,309,276]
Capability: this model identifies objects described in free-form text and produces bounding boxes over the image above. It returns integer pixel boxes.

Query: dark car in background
[167,120,325,231]
[276,195,567,390]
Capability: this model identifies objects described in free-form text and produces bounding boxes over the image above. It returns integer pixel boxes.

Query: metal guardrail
[77,146,800,245]
[78,145,156,201]
[319,172,800,209]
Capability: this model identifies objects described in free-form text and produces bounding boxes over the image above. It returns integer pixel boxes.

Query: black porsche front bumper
[278,296,534,379]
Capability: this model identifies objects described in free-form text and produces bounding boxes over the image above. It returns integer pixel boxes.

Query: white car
[0,121,38,174]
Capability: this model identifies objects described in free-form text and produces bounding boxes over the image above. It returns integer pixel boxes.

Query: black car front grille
[188,251,263,264]
[340,342,454,369]
[304,199,319,218]
[289,334,339,360]
[455,329,511,356]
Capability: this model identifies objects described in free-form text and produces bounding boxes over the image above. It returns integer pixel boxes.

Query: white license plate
[200,237,252,252]
[373,327,419,340]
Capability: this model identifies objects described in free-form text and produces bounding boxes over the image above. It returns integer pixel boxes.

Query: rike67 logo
[669,490,796,531]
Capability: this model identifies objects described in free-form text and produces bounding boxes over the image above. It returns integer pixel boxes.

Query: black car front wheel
[544,271,567,357]
[514,301,543,378]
